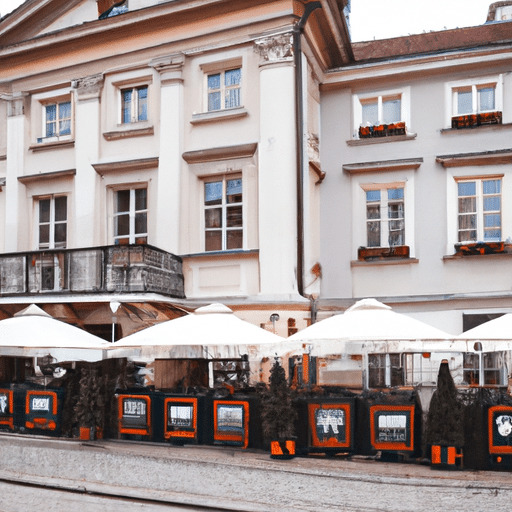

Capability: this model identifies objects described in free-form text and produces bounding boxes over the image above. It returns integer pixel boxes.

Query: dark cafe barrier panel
[213,399,249,449]
[0,388,14,430]
[488,405,512,467]
[24,389,64,436]
[307,399,355,454]
[163,396,202,444]
[370,404,415,453]
[117,393,152,438]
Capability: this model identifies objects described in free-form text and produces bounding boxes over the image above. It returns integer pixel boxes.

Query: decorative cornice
[92,157,159,176]
[103,126,154,141]
[436,149,512,168]
[72,74,104,100]
[182,143,257,164]
[18,169,76,184]
[150,54,185,85]
[343,158,423,174]
[254,33,293,64]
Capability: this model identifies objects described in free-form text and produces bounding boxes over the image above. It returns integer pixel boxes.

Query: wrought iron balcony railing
[0,244,185,298]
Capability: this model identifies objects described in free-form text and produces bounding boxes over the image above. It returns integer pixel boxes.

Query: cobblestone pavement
[0,435,511,511]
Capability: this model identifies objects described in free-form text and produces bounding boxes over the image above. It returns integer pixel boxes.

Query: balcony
[0,245,185,298]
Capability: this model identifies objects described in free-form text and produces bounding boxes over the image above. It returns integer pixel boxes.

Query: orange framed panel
[164,397,198,440]
[370,404,415,452]
[488,405,512,454]
[0,389,14,429]
[25,390,59,431]
[308,402,352,449]
[213,400,249,449]
[118,394,151,436]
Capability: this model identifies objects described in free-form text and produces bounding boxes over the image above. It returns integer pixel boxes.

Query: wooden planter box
[451,111,502,129]
[358,245,409,261]
[358,122,406,139]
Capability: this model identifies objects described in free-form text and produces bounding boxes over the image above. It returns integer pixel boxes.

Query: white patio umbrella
[0,304,109,362]
[109,303,285,360]
[457,313,512,352]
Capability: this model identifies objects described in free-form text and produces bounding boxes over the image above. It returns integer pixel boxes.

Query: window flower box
[358,122,406,139]
[358,245,409,261]
[451,111,502,129]
[454,241,512,256]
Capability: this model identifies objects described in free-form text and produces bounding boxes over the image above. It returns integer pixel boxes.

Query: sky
[0,0,498,41]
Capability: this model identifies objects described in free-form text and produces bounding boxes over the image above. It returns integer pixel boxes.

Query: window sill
[103,124,154,141]
[29,139,75,152]
[181,249,258,260]
[351,258,418,267]
[190,107,248,125]
[444,243,512,261]
[347,134,416,146]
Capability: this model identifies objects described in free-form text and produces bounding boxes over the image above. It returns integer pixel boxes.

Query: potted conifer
[259,358,297,459]
[73,367,106,440]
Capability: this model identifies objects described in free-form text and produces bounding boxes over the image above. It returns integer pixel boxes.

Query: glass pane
[59,102,71,120]
[483,179,501,194]
[225,68,241,86]
[484,196,500,212]
[135,212,147,235]
[366,205,380,220]
[366,190,380,202]
[115,214,130,236]
[59,119,71,135]
[458,197,476,214]
[478,87,495,111]
[116,190,130,213]
[208,73,221,90]
[227,229,243,250]
[138,87,148,121]
[205,208,222,228]
[122,90,132,123]
[205,231,222,252]
[39,199,50,223]
[387,188,403,200]
[46,121,56,137]
[135,188,147,211]
[459,229,477,242]
[208,92,221,111]
[227,205,242,227]
[459,214,477,230]
[457,90,472,114]
[458,182,476,196]
[367,221,380,247]
[227,178,242,203]
[54,196,67,222]
[388,203,404,219]
[362,102,378,125]
[45,104,56,122]
[484,213,501,228]
[39,225,49,245]
[484,228,501,241]
[54,223,66,245]
[205,182,222,206]
[225,88,240,108]
[383,99,401,123]
[389,230,404,246]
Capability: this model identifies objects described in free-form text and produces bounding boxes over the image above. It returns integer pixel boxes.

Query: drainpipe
[293,2,322,304]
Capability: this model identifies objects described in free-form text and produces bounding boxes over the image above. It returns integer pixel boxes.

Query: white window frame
[456,176,502,244]
[35,195,68,250]
[445,75,503,128]
[33,89,74,144]
[112,185,148,245]
[361,183,406,248]
[203,174,243,252]
[353,86,411,138]
[120,85,148,124]
[200,58,243,114]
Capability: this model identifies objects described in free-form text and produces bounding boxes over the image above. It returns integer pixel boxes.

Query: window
[206,68,241,112]
[463,352,506,386]
[38,196,67,250]
[353,88,410,139]
[121,86,148,124]
[368,353,403,388]
[447,77,503,129]
[114,188,148,245]
[457,178,501,243]
[44,101,71,138]
[366,187,404,247]
[204,176,242,251]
